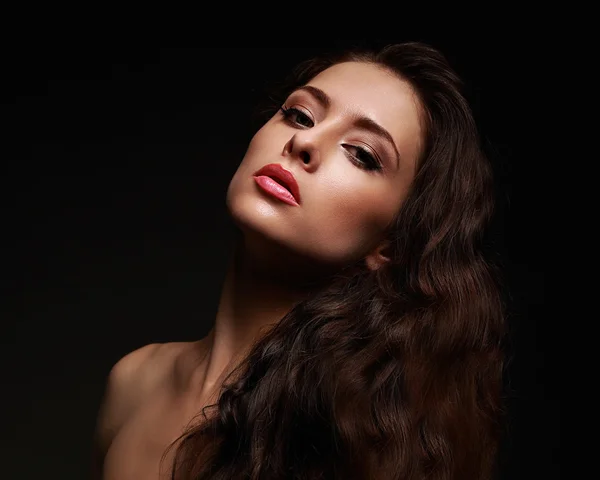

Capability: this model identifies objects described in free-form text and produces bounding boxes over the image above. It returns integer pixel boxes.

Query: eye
[280,106,314,128]
[342,144,383,172]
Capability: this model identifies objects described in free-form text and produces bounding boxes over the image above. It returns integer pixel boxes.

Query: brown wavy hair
[164,42,506,480]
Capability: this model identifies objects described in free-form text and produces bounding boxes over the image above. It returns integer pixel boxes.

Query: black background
[1,40,551,479]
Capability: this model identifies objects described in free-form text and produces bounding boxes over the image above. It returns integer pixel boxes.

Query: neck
[198,234,322,396]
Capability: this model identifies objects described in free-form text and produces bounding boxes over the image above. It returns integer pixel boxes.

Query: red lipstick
[253,163,301,206]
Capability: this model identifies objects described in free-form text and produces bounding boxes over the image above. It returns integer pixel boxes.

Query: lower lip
[253,175,299,206]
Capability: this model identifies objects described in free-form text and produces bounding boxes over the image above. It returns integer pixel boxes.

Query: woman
[93,42,506,480]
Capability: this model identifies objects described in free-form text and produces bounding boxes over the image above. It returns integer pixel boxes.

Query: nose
[282,131,320,169]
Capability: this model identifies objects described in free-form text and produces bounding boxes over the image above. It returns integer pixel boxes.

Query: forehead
[307,61,420,124]
[305,61,423,160]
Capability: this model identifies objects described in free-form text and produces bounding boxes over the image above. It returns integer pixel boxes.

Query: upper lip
[253,163,301,203]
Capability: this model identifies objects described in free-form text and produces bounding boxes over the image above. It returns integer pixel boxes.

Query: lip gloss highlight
[253,175,300,206]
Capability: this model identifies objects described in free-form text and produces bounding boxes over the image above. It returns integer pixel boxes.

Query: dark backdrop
[1,41,551,479]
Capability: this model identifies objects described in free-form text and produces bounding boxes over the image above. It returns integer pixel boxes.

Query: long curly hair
[165,42,506,480]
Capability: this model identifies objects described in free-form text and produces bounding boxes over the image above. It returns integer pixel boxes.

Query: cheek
[228,123,279,187]
[243,121,282,160]
[308,178,396,257]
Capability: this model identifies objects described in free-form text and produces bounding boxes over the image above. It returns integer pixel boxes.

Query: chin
[227,187,286,242]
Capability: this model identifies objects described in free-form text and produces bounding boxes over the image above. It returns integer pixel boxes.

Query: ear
[364,240,392,271]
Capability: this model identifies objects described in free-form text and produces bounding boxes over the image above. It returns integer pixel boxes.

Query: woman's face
[226,61,423,272]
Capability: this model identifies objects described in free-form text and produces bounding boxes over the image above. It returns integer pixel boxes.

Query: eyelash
[279,106,383,172]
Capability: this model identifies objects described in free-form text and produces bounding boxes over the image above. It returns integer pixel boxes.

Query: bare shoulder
[92,342,195,464]
[107,341,188,394]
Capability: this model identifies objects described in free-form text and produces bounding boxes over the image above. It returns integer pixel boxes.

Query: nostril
[300,151,310,164]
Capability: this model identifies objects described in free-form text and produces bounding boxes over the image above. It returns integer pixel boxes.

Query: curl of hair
[165,42,506,480]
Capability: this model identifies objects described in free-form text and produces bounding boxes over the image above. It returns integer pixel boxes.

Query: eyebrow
[294,85,401,169]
